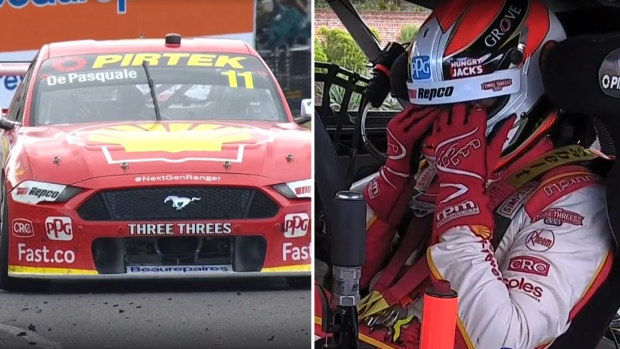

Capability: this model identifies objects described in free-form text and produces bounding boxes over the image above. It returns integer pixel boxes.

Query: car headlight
[11,180,81,205]
[273,179,311,199]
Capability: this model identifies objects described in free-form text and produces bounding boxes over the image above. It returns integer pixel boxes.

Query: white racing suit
[427,168,612,348]
[316,141,613,349]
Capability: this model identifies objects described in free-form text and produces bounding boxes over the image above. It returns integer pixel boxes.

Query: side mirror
[0,113,17,131]
[294,98,312,125]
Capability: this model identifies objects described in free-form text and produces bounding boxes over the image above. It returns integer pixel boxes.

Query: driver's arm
[356,106,439,289]
[428,180,612,349]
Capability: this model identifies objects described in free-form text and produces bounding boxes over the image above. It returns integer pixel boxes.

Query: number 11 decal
[221,70,254,89]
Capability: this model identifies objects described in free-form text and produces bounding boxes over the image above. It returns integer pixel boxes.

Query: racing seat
[549,257,620,349]
[545,9,620,348]
[546,115,620,349]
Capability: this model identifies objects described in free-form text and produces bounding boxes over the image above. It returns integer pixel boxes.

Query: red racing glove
[430,104,515,241]
[364,105,441,226]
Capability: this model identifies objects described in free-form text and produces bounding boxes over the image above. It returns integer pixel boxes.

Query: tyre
[0,183,17,290]
[0,185,48,292]
[287,276,310,288]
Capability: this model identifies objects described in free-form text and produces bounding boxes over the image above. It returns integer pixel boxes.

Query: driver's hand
[363,105,441,227]
[385,105,441,174]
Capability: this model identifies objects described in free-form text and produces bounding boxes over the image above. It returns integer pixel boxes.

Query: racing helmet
[407,0,566,162]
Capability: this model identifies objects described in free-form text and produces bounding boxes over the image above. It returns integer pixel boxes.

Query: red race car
[0,34,311,288]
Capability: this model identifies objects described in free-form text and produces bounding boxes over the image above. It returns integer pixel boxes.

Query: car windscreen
[31,52,287,125]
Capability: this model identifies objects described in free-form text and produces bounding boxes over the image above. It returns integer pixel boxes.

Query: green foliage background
[317,27,373,75]
[315,0,427,11]
[315,25,416,76]
[314,16,419,111]
[397,24,419,44]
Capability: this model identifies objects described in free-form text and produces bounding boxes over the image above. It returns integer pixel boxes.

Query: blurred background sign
[255,0,311,115]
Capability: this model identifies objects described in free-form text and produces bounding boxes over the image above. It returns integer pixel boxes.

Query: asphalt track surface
[0,277,311,349]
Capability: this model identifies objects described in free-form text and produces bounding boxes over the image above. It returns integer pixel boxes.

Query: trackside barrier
[258,44,311,115]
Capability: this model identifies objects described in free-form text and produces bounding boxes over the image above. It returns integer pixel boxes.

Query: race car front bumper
[7,175,311,279]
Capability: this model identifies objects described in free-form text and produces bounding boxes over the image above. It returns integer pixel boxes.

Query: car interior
[314,1,620,348]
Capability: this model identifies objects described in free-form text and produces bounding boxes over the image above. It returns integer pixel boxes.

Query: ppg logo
[45,216,73,241]
[412,56,431,80]
[283,213,309,238]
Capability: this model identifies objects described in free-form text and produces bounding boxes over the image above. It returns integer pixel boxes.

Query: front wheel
[0,184,16,290]
[0,184,45,292]
[287,276,310,288]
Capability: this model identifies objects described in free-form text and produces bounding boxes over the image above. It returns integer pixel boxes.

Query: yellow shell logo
[87,123,252,153]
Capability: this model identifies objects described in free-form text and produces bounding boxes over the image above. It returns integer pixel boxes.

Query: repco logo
[508,255,550,277]
[415,87,454,101]
[29,187,60,199]
[283,213,309,238]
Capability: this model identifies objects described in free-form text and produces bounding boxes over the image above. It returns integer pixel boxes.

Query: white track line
[0,324,63,349]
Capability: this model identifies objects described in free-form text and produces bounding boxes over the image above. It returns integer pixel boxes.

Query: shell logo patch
[69,122,272,164]
[87,123,252,153]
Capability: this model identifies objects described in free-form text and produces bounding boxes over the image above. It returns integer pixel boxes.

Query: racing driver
[316,0,614,348]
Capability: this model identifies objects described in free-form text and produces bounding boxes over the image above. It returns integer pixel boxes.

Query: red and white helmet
[407,0,566,157]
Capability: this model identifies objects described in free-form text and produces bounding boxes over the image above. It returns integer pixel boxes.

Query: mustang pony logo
[164,196,201,211]
[68,122,274,164]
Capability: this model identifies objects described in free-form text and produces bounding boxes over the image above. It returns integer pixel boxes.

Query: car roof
[45,37,254,58]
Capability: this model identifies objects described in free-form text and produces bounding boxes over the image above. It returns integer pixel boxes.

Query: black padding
[315,114,349,265]
[557,7,620,36]
[390,52,409,101]
[539,29,620,349]
[315,114,348,218]
[541,33,620,117]
[607,164,620,250]
[549,256,620,349]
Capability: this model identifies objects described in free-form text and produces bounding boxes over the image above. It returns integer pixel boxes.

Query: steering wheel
[359,98,388,163]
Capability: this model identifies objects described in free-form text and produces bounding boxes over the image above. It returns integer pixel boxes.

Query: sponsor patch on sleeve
[507,255,550,277]
[525,229,555,252]
[531,208,584,226]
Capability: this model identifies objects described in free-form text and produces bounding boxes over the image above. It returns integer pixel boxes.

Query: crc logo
[12,219,34,238]
[411,56,431,80]
[164,196,201,211]
[45,217,73,241]
[508,255,550,277]
[283,213,309,238]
